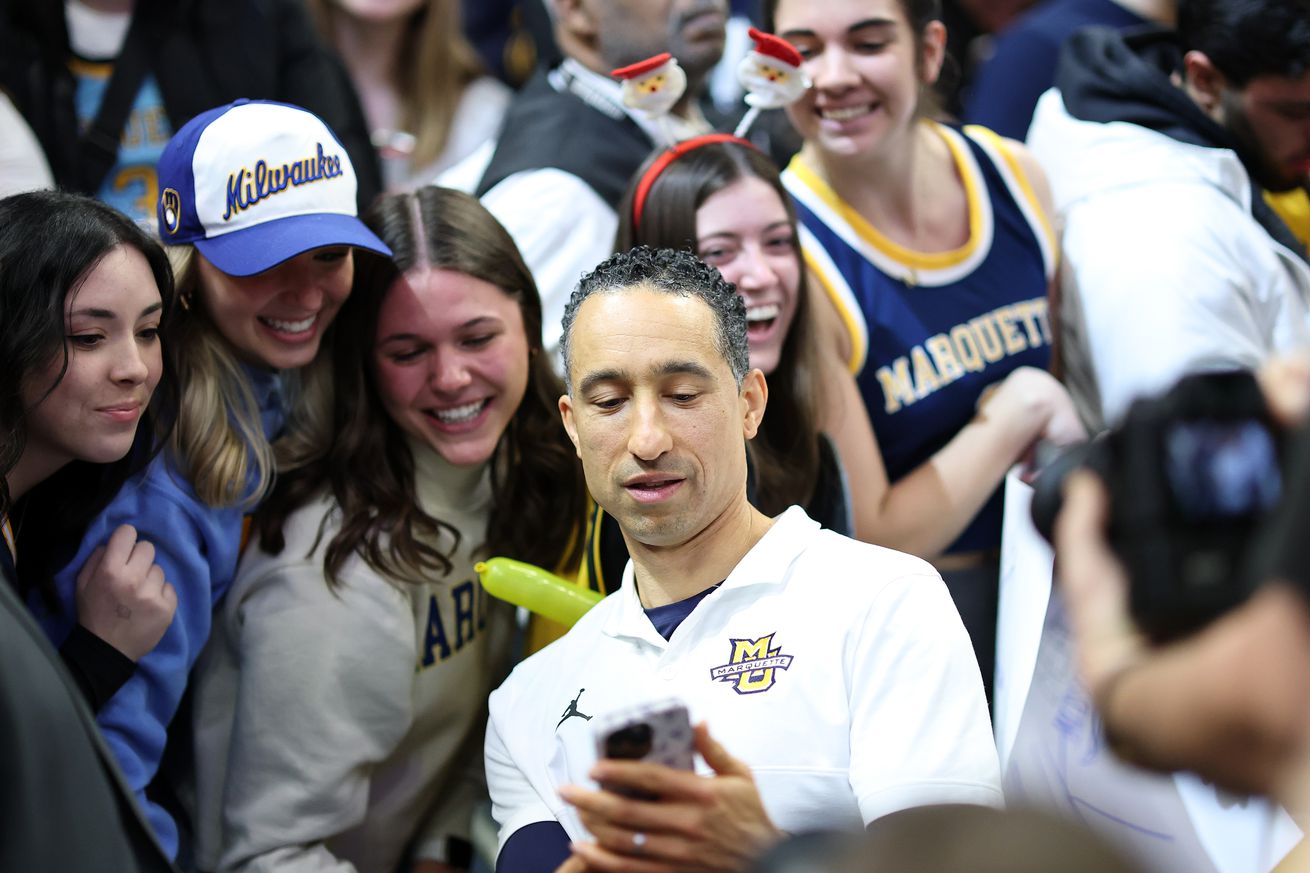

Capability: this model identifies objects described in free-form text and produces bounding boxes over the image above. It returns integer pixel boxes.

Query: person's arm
[486,682,567,868]
[212,560,416,873]
[1056,472,1310,803]
[499,823,573,873]
[58,524,177,711]
[1004,138,1057,234]
[480,170,619,368]
[1053,354,1310,809]
[557,723,783,873]
[814,299,1083,556]
[59,625,137,711]
[51,471,233,861]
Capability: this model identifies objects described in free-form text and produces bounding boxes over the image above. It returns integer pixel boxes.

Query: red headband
[632,133,758,232]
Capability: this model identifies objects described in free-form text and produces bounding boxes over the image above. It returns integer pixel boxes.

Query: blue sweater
[31,366,285,859]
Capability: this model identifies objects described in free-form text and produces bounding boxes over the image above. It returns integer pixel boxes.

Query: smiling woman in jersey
[18,99,392,861]
[765,0,1085,698]
[188,185,586,873]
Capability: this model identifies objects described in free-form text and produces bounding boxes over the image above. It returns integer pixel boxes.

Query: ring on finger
[632,831,648,855]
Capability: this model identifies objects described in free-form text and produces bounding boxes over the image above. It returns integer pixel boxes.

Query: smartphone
[592,699,694,797]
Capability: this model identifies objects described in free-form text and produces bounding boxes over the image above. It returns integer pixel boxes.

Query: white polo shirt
[485,507,1002,850]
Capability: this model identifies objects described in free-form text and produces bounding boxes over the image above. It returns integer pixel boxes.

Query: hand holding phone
[592,698,694,797]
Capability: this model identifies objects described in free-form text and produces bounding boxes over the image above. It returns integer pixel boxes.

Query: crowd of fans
[2,0,1309,871]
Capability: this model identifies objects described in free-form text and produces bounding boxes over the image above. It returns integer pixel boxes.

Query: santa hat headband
[632,133,759,232]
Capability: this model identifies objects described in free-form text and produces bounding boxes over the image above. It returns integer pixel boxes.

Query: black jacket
[475,68,653,206]
[0,0,381,212]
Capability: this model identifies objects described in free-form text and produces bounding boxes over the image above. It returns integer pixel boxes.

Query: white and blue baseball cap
[156,99,391,276]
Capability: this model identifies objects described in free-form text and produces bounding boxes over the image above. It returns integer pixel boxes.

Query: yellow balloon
[475,557,603,628]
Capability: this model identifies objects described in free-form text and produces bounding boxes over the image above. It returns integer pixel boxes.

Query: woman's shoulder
[241,490,341,575]
[97,454,235,538]
[231,493,411,619]
[958,124,1056,223]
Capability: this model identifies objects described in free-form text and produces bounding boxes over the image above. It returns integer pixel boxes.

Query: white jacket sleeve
[216,563,415,873]
[486,680,558,855]
[1061,182,1309,426]
[480,169,619,368]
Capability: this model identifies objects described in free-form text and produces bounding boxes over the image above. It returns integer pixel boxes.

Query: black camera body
[1033,371,1286,643]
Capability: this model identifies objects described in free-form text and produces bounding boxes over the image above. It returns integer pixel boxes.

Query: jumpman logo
[557,688,593,730]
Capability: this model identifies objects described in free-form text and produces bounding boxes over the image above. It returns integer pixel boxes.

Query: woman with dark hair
[190,186,586,873]
[767,0,1085,697]
[1,189,179,708]
[617,136,852,533]
[617,136,1078,564]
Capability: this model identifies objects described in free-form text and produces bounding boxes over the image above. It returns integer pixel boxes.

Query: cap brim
[195,212,392,277]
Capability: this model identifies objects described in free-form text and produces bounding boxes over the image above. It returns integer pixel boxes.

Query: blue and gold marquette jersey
[784,123,1057,553]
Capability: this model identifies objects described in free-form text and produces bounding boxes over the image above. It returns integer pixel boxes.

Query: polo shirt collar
[602,506,821,644]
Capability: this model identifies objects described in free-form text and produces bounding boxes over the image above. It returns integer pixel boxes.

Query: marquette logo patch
[709,633,793,695]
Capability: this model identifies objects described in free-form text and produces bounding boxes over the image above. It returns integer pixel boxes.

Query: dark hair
[615,143,824,517]
[0,190,179,599]
[763,0,941,36]
[1178,0,1310,86]
[564,246,749,392]
[256,186,586,584]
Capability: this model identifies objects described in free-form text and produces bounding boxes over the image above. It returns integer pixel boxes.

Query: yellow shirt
[1267,187,1310,250]
[525,500,624,654]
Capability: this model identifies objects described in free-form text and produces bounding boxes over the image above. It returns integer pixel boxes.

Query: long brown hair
[308,0,483,170]
[257,187,585,585]
[616,142,824,517]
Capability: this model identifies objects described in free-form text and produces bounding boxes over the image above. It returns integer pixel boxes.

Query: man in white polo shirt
[485,247,1002,873]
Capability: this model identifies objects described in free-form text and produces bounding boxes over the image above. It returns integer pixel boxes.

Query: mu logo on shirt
[709,633,793,695]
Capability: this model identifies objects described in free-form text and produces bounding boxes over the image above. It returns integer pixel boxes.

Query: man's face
[559,286,765,549]
[593,0,727,82]
[1223,71,1310,192]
